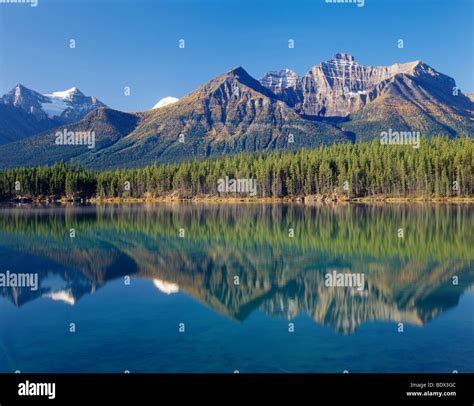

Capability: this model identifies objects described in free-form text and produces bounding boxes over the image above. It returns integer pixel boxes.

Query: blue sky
[0,0,473,112]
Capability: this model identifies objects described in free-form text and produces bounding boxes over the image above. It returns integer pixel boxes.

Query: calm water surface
[0,203,472,372]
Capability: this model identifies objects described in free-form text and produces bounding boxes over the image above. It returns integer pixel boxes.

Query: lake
[0,203,472,372]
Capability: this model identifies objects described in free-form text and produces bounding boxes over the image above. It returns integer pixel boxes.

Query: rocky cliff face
[297,52,399,117]
[260,53,472,121]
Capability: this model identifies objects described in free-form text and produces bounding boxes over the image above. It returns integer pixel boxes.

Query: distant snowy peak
[42,86,105,120]
[48,87,83,100]
[0,84,106,123]
[152,96,179,109]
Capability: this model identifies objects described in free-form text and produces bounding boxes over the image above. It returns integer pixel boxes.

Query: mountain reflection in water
[0,203,472,335]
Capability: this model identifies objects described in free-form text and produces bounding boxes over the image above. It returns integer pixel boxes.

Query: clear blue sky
[0,0,472,112]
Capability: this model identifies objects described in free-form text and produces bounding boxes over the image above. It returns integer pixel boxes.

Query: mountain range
[0,85,106,145]
[0,53,472,169]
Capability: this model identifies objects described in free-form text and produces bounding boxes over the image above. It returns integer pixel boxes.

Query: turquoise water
[0,203,472,372]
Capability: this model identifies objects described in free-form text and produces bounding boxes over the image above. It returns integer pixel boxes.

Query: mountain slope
[0,108,139,168]
[345,65,474,139]
[0,104,59,145]
[79,66,349,168]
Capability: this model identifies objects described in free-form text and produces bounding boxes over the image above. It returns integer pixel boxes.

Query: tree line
[0,136,472,200]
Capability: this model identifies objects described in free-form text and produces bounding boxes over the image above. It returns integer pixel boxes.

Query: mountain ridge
[0,54,472,168]
[0,84,107,145]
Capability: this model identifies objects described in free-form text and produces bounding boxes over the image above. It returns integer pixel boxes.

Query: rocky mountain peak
[14,83,28,93]
[257,53,458,118]
[1,84,49,116]
[1,84,106,124]
[227,66,247,76]
[330,52,357,63]
[217,66,276,99]
[8,83,43,100]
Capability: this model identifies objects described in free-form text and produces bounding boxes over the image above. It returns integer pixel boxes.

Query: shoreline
[4,195,474,205]
[88,196,474,204]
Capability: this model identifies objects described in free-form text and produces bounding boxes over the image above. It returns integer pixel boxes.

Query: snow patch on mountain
[152,97,179,109]
[41,88,83,118]
[49,87,79,100]
[40,98,69,118]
